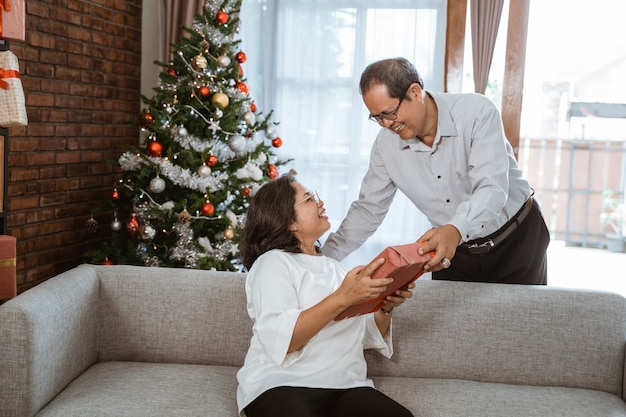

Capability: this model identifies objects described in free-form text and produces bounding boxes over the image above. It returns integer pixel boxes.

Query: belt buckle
[467,239,494,254]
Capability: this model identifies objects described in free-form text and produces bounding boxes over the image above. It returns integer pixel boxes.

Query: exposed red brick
[5,0,142,294]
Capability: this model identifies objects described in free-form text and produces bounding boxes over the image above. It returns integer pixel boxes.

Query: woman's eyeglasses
[294,191,320,207]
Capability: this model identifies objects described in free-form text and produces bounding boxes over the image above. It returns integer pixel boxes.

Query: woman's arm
[288,258,391,353]
[372,283,415,337]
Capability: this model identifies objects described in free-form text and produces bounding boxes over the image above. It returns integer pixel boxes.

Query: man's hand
[417,224,461,272]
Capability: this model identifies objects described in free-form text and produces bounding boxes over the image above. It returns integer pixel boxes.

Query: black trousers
[433,199,550,285]
[244,386,414,417]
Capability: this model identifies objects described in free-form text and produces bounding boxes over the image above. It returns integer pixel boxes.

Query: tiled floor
[547,240,626,297]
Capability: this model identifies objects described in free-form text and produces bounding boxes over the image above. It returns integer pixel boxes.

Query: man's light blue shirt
[322,92,531,261]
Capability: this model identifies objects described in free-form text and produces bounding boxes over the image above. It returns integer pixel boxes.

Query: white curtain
[240,0,447,266]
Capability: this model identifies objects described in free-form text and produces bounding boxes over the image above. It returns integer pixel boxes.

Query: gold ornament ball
[178,209,192,223]
[211,92,229,109]
[192,54,208,70]
[86,217,99,233]
[224,227,235,240]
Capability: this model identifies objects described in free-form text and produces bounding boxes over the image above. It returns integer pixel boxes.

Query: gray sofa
[1,264,626,417]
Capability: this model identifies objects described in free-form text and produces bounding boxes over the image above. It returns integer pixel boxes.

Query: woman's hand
[374,281,415,337]
[379,281,415,312]
[336,258,394,307]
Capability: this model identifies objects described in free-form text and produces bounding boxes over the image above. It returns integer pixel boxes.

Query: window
[241,0,447,265]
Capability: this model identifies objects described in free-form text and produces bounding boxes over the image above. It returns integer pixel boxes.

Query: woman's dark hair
[239,173,302,270]
[359,57,424,99]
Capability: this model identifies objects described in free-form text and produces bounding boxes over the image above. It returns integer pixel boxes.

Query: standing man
[321,57,549,285]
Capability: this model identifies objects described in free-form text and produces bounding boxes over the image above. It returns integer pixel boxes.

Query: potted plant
[600,190,626,252]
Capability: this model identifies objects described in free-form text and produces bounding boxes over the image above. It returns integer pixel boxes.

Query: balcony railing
[518,137,626,248]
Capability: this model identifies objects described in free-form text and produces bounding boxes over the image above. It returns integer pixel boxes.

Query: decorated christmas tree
[87,0,288,271]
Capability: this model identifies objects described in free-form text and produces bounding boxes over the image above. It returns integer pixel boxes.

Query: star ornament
[208,119,221,134]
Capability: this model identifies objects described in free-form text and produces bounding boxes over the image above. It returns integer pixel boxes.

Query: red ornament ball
[112,188,119,200]
[268,164,279,179]
[127,214,140,239]
[201,202,215,216]
[206,155,218,166]
[235,51,247,63]
[166,67,177,77]
[271,137,283,148]
[140,112,154,127]
[242,186,251,196]
[216,10,228,24]
[147,140,163,157]
[236,82,249,94]
[250,102,257,113]
[199,86,211,98]
[101,258,114,266]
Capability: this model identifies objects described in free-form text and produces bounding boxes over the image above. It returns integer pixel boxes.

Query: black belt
[460,197,534,254]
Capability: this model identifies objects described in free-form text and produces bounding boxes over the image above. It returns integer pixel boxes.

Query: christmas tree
[87,0,288,271]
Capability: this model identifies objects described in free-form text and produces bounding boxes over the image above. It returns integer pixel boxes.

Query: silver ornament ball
[140,225,157,240]
[242,111,256,125]
[229,135,246,152]
[197,164,212,177]
[149,176,166,193]
[111,219,122,231]
[217,55,231,67]
[265,124,278,139]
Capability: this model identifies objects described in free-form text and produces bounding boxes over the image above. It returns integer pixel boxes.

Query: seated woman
[236,173,414,417]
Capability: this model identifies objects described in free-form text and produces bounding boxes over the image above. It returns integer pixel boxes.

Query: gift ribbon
[0,0,12,38]
[0,67,20,90]
[0,257,16,267]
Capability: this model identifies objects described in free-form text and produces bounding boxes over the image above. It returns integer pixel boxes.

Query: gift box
[0,49,27,127]
[0,0,26,42]
[0,235,16,300]
[334,242,434,320]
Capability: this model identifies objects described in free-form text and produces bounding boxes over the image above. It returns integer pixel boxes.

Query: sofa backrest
[94,265,626,395]
[365,280,626,395]
[96,265,251,367]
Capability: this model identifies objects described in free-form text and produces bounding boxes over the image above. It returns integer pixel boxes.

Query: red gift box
[0,235,16,300]
[0,0,26,42]
[334,242,434,321]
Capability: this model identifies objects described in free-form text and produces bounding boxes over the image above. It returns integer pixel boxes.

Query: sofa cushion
[374,377,626,417]
[96,265,251,367]
[35,362,239,417]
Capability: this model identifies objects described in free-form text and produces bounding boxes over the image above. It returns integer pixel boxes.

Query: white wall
[141,0,162,103]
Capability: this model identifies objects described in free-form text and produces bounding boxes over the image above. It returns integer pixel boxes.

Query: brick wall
[5,0,142,293]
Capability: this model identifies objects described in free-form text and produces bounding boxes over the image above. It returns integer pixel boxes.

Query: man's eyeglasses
[368,88,409,124]
[294,191,320,207]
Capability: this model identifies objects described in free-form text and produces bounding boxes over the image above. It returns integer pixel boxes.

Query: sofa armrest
[0,264,100,417]
[622,339,626,401]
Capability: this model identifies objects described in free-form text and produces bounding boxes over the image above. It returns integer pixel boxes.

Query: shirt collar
[406,91,458,152]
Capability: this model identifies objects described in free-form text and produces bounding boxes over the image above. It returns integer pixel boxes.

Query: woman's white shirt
[236,249,393,415]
